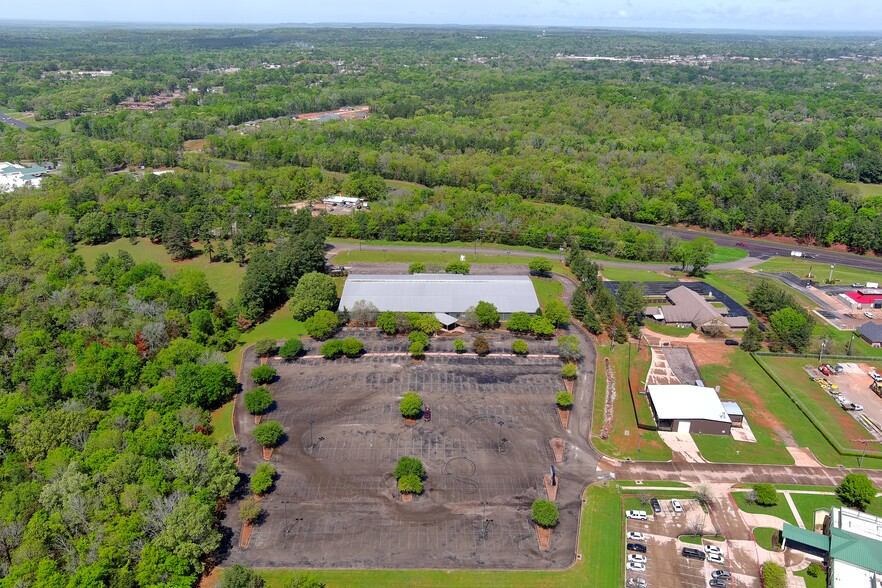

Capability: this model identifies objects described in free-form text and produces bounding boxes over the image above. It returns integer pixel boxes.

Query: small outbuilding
[857,322,882,348]
[721,401,744,428]
[647,384,732,436]
[434,313,459,330]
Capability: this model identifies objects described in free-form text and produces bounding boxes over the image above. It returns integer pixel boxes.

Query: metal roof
[339,274,540,314]
[830,528,882,573]
[434,312,458,327]
[647,384,731,423]
[858,322,882,343]
[782,523,830,551]
[721,401,744,417]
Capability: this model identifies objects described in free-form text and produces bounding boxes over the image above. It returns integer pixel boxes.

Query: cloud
[618,10,628,18]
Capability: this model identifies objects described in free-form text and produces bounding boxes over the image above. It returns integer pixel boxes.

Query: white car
[865,312,876,319]
[627,554,647,564]
[870,371,882,383]
[671,499,683,513]
[626,510,648,520]
[627,531,647,541]
[627,561,646,572]
[707,552,725,565]
[705,544,723,555]
[627,579,647,588]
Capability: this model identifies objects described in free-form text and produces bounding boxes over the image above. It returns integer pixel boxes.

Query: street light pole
[829,264,836,284]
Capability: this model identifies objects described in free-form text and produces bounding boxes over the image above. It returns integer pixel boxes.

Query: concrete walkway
[783,492,805,528]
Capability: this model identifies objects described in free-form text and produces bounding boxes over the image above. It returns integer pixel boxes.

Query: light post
[559,246,564,262]
[848,332,855,356]
[829,264,836,284]
[819,338,828,363]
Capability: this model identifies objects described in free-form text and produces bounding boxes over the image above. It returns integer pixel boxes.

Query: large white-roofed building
[338,274,540,319]
[647,384,732,435]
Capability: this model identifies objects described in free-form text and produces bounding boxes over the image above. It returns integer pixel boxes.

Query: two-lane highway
[0,113,29,130]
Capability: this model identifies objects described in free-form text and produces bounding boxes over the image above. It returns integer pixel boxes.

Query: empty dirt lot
[224,351,597,569]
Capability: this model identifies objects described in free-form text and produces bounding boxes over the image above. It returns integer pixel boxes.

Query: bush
[544,300,570,327]
[321,339,344,359]
[415,314,441,334]
[531,499,559,528]
[398,474,423,494]
[408,262,426,274]
[253,420,284,448]
[473,335,490,356]
[837,473,877,510]
[253,338,277,357]
[530,316,555,337]
[304,310,339,340]
[279,338,303,359]
[408,331,429,345]
[807,562,823,578]
[512,339,529,355]
[409,341,426,359]
[445,261,470,274]
[761,561,786,588]
[529,257,553,275]
[250,365,277,385]
[475,301,500,328]
[220,564,265,588]
[453,338,466,352]
[556,391,574,409]
[557,335,583,362]
[507,312,532,333]
[562,363,577,379]
[341,337,364,357]
[250,463,277,495]
[376,311,397,335]
[393,456,426,480]
[244,387,273,416]
[752,483,778,506]
[238,499,263,527]
[400,391,423,418]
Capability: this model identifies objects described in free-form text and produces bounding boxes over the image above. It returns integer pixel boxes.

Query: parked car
[712,570,732,579]
[671,499,683,513]
[681,547,706,560]
[626,531,646,541]
[865,312,876,319]
[627,561,646,572]
[649,498,661,513]
[704,544,722,555]
[735,242,748,247]
[709,580,728,588]
[423,408,431,421]
[852,283,864,288]
[627,554,647,564]
[819,364,832,376]
[627,543,647,553]
[626,510,648,520]
[843,402,864,412]
[803,254,816,259]
[707,552,725,565]
[627,579,647,588]
[724,339,738,346]
[870,371,882,383]
[833,364,844,373]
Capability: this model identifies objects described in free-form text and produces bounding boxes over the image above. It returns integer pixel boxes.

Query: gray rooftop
[339,274,540,314]
[858,322,882,343]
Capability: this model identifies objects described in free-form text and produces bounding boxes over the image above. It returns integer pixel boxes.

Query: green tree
[557,335,583,362]
[581,305,602,334]
[761,562,786,588]
[752,483,778,506]
[562,363,577,379]
[473,335,491,355]
[398,474,423,494]
[250,463,277,495]
[529,257,553,275]
[616,281,645,325]
[530,316,555,337]
[253,338,277,357]
[512,339,529,355]
[238,498,263,526]
[253,421,284,448]
[341,337,364,357]
[570,286,589,320]
[684,237,715,277]
[409,340,426,359]
[393,456,426,480]
[475,300,500,328]
[556,391,574,408]
[770,307,813,352]
[279,338,304,359]
[445,261,470,274]
[531,499,559,528]
[75,211,114,244]
[283,574,326,588]
[837,473,877,510]
[250,365,277,385]
[290,272,338,320]
[321,339,344,359]
[740,321,763,352]
[507,312,532,333]
[453,339,466,352]
[220,565,265,588]
[244,387,273,416]
[544,299,570,327]
[593,286,618,325]
[408,262,426,274]
[163,216,195,261]
[305,310,339,340]
[376,311,397,335]
[400,392,423,418]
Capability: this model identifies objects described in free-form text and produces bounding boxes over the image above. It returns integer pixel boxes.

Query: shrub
[253,338,277,357]
[376,311,397,335]
[393,456,426,480]
[415,314,441,334]
[445,261,470,274]
[544,299,570,327]
[220,564,264,588]
[279,338,304,359]
[250,463,277,495]
[807,562,823,578]
[250,365,277,385]
[530,316,555,337]
[400,391,423,418]
[562,363,577,379]
[244,387,273,416]
[409,341,426,359]
[557,335,583,362]
[556,391,574,409]
[752,483,778,506]
[453,338,466,352]
[512,339,529,355]
[341,337,364,358]
[837,473,877,510]
[507,312,532,333]
[321,339,344,359]
[408,331,429,345]
[475,301,500,328]
[528,257,553,275]
[238,499,263,527]
[531,499,559,528]
[408,262,426,274]
[473,335,490,356]
[304,310,339,340]
[398,474,423,494]
[253,420,284,448]
[761,561,786,588]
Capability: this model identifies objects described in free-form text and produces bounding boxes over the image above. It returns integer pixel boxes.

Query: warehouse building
[338,274,540,319]
[647,384,732,435]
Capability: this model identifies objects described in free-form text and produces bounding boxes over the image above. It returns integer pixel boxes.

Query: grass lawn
[731,491,798,525]
[795,567,827,588]
[755,257,882,287]
[226,306,307,375]
[708,246,750,264]
[591,345,672,462]
[530,276,564,310]
[753,527,779,551]
[789,493,882,531]
[616,481,690,488]
[331,238,561,255]
[600,267,670,282]
[77,238,245,303]
[643,322,695,338]
[254,483,623,588]
[210,400,235,444]
[841,182,882,197]
[703,270,817,309]
[814,324,882,358]
[691,351,794,465]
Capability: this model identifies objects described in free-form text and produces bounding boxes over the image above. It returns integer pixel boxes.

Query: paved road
[632,222,882,273]
[615,460,882,486]
[0,113,29,130]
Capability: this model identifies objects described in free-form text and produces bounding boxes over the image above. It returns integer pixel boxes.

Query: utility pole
[829,264,836,284]
[848,332,855,357]
[851,439,871,467]
[819,338,828,363]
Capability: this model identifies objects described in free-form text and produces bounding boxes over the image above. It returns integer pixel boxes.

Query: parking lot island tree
[304,309,339,340]
[320,339,344,359]
[237,499,263,549]
[531,498,560,550]
[252,420,285,460]
[393,456,427,480]
[253,338,277,358]
[341,337,364,358]
[244,386,273,424]
[250,365,277,385]
[399,391,423,421]
[512,339,529,355]
[279,338,304,360]
[473,335,491,356]
[453,338,466,353]
[250,463,277,496]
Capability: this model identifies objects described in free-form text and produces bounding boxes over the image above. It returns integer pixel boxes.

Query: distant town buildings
[0,162,47,192]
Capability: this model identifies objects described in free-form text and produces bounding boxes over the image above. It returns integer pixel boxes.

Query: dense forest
[0,23,882,587]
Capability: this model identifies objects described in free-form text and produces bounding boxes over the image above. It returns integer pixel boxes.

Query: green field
[253,483,623,588]
[616,481,690,488]
[77,238,245,303]
[795,567,827,588]
[210,399,235,444]
[789,493,882,530]
[703,270,817,309]
[813,324,882,358]
[753,527,779,551]
[530,276,564,309]
[600,267,670,282]
[842,182,882,197]
[755,257,882,287]
[643,321,695,338]
[731,491,798,525]
[225,306,307,374]
[331,249,575,278]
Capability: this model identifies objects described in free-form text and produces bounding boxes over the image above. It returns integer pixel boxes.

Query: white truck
[791,251,803,258]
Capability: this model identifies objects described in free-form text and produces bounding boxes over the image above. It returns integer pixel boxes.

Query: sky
[18,0,882,30]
